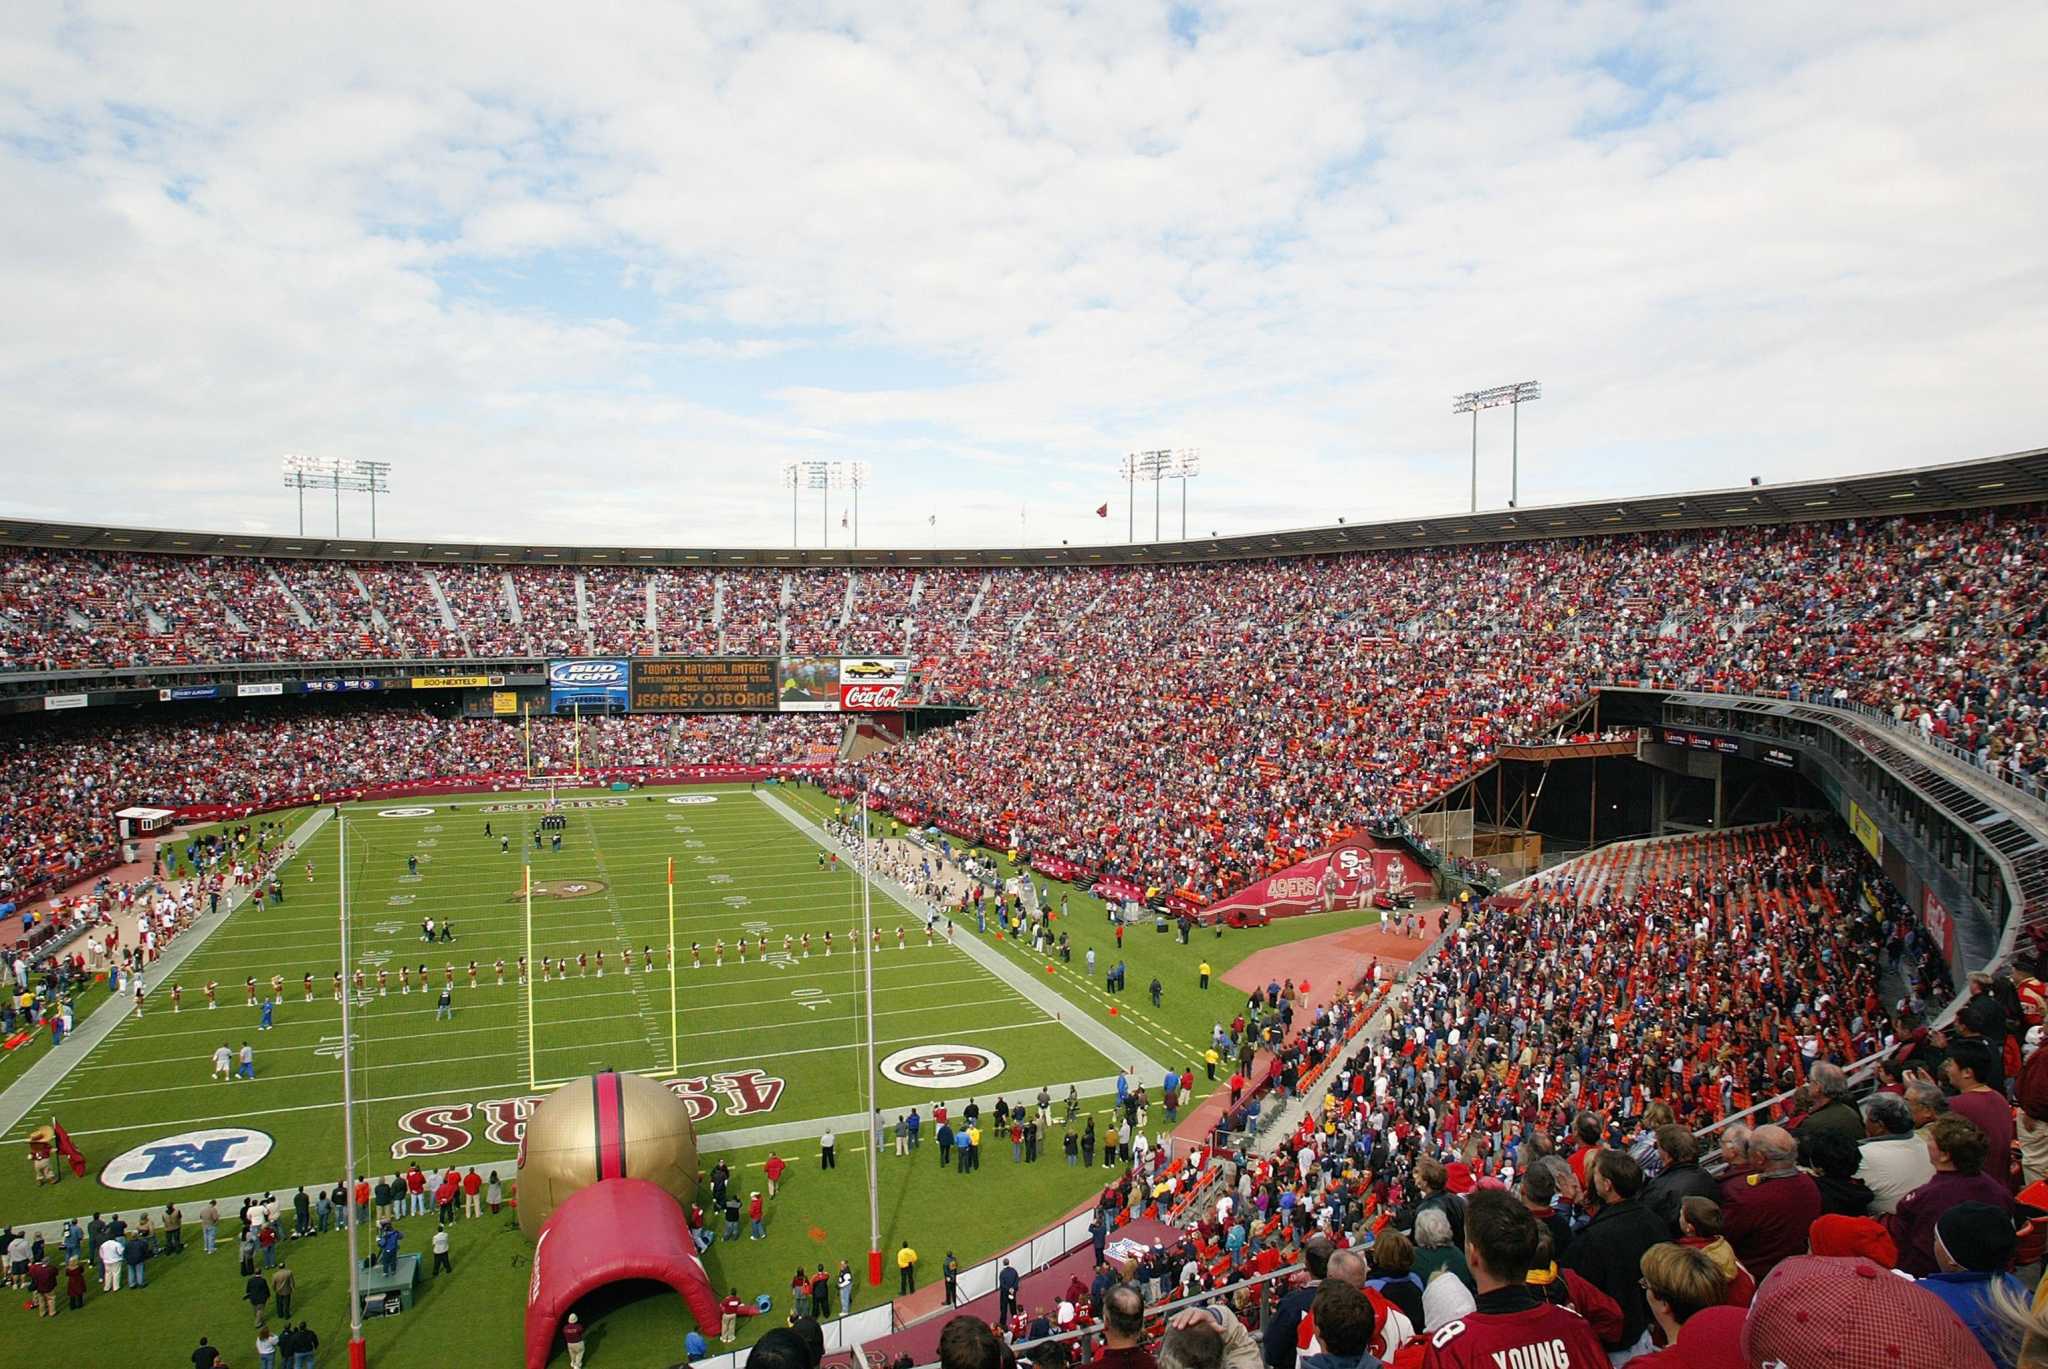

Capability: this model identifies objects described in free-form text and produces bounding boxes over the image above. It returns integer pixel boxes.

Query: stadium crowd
[0,704,837,905]
[918,823,2037,1369]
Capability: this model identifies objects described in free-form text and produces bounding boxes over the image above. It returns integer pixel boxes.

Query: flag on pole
[53,1118,87,1178]
[927,514,936,526]
[1096,503,1109,518]
[841,512,848,528]
[667,856,674,885]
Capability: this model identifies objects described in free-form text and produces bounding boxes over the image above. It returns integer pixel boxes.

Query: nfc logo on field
[101,1128,275,1191]
[666,795,719,805]
[378,807,435,818]
[878,1044,1007,1089]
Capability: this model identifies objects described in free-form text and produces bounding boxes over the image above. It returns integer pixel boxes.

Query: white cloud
[0,0,2044,551]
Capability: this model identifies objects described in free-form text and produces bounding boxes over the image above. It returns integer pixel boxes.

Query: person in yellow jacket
[1204,1046,1221,1080]
[897,1243,918,1294]
[1199,961,1212,989]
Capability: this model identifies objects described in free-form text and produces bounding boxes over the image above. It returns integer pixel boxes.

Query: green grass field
[0,779,1383,1366]
[4,783,1122,1225]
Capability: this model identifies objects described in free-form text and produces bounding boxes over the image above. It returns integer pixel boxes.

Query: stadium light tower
[282,454,393,537]
[1121,449,1176,542]
[844,460,872,547]
[1451,381,1541,511]
[1169,449,1201,540]
[781,460,828,548]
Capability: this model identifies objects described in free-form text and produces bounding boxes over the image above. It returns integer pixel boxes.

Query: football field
[1,783,1123,1222]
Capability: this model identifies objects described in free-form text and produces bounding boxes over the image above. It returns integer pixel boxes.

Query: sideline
[0,806,337,1141]
[752,789,1168,1082]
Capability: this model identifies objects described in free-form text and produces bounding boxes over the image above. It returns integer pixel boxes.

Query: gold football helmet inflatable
[516,1070,700,1238]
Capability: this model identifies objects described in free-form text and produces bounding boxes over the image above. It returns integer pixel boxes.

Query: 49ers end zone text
[391,1069,785,1159]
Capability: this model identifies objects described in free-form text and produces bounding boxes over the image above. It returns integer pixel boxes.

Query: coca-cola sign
[839,682,905,711]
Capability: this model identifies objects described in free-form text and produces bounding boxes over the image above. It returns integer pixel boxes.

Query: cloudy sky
[2,1,2043,550]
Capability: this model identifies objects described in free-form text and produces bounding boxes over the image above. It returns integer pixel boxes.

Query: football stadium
[6,8,2048,1369]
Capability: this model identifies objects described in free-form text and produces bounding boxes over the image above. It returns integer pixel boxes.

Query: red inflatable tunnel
[525,1177,722,1369]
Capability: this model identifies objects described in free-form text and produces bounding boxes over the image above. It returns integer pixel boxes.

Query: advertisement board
[630,659,777,712]
[838,657,911,711]
[547,659,629,714]
[491,690,520,716]
[1848,800,1883,862]
[410,674,496,690]
[306,678,384,693]
[1199,835,1430,924]
[777,656,842,712]
[1922,887,1957,963]
[157,685,221,702]
[43,693,88,710]
[237,682,285,698]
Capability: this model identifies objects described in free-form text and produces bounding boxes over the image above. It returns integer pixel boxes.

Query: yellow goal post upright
[523,831,537,1090]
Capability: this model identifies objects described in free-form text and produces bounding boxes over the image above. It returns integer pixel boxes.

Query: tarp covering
[525,1178,722,1369]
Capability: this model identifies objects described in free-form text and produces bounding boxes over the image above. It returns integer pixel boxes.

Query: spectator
[1794,1062,1864,1147]
[1410,1210,1471,1295]
[1363,1230,1424,1331]
[1418,1191,1605,1368]
[1640,1127,1719,1237]
[1935,1042,2018,1192]
[937,1315,1004,1369]
[1096,1284,1156,1369]
[1673,1198,1755,1307]
[1908,1205,2023,1360]
[1887,1116,2016,1277]
[1743,1255,1998,1369]
[1562,1150,1670,1358]
[1717,1124,1821,1282]
[1799,1130,1874,1217]
[1857,1092,1937,1215]
[1630,1244,1742,1369]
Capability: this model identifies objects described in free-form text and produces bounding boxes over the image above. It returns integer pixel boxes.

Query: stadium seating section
[2,504,2043,915]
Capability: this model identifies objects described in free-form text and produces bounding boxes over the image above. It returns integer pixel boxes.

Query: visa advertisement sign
[548,659,629,715]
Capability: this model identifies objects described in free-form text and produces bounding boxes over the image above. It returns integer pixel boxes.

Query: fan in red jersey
[1419,1192,1607,1369]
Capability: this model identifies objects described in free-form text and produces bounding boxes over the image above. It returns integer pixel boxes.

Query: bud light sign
[548,659,628,715]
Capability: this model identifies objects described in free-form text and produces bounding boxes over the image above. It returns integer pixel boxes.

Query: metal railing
[1598,677,2048,811]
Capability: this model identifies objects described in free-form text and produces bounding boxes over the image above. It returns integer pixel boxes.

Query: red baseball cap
[1742,1256,1996,1369]
[1806,1213,1898,1267]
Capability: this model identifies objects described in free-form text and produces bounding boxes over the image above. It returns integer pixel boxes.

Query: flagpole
[523,702,532,780]
[667,856,678,1072]
[861,786,881,1285]
[573,701,582,780]
[338,810,366,1369]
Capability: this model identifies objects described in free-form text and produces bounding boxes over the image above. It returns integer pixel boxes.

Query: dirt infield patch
[511,878,611,902]
[1221,918,1431,1012]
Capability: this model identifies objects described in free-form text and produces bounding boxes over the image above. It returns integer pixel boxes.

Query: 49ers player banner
[1197,835,1431,924]
[837,657,911,711]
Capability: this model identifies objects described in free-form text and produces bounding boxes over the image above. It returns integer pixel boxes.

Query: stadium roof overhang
[3,446,2044,568]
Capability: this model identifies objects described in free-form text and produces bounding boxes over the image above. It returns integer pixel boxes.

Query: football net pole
[861,787,882,1286]
[337,812,367,1369]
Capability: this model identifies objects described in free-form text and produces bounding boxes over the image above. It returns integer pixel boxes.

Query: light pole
[844,461,872,547]
[1168,450,1201,539]
[1450,382,1541,510]
[282,455,393,537]
[1120,450,1175,542]
[779,461,870,549]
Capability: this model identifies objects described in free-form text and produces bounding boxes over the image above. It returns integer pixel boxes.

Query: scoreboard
[628,658,776,712]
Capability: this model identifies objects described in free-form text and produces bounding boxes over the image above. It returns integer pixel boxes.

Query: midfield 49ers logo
[390,1070,786,1159]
